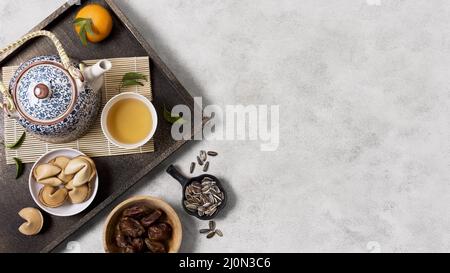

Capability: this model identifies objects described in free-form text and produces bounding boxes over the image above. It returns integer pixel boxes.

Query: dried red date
[119,217,145,238]
[121,246,136,253]
[122,205,152,218]
[129,237,144,252]
[148,222,172,241]
[114,232,129,248]
[140,209,162,228]
[145,238,166,253]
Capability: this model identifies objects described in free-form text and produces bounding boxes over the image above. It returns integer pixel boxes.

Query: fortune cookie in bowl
[49,156,74,183]
[78,156,97,179]
[33,164,63,186]
[68,183,91,204]
[64,157,96,187]
[49,156,70,169]
[38,186,68,208]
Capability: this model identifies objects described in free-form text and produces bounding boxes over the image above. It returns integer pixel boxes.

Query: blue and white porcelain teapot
[0,30,111,143]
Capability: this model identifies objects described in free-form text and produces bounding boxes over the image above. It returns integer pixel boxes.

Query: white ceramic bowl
[101,92,158,149]
[29,148,98,217]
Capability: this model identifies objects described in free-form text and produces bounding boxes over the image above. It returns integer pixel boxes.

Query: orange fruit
[74,4,113,43]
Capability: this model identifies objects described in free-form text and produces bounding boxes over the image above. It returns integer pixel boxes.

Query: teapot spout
[82,59,112,83]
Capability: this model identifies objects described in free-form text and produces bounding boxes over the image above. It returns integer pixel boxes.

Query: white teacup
[101,92,158,149]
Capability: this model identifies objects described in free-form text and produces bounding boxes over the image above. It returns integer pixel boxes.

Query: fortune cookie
[33,164,63,186]
[68,183,91,204]
[49,156,71,169]
[64,157,93,187]
[38,186,68,208]
[49,156,74,183]
[77,156,97,181]
[37,177,64,187]
[18,207,44,236]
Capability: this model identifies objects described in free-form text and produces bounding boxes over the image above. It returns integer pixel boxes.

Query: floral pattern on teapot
[13,56,74,122]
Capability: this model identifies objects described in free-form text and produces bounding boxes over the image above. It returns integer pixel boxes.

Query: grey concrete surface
[1,0,449,253]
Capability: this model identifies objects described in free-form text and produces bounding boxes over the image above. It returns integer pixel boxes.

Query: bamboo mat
[2,56,154,164]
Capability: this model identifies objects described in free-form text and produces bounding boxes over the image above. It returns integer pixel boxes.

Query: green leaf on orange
[73,18,93,46]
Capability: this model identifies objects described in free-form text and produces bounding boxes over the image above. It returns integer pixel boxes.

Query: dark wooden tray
[0,0,200,252]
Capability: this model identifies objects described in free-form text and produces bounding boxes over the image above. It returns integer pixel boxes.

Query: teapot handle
[0,30,81,112]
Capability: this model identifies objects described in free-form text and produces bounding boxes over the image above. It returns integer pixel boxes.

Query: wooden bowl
[103,196,182,253]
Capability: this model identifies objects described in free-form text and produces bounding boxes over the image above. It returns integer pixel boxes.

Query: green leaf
[73,18,92,46]
[14,157,24,179]
[84,19,94,35]
[122,72,148,82]
[77,25,88,46]
[164,105,185,124]
[120,72,148,89]
[73,17,88,24]
[6,132,26,149]
[121,79,145,87]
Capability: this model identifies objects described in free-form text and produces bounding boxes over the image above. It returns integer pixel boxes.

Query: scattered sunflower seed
[190,162,195,173]
[209,220,216,231]
[200,221,223,239]
[200,229,211,234]
[207,151,218,156]
[197,156,204,166]
[203,161,210,172]
[200,150,207,162]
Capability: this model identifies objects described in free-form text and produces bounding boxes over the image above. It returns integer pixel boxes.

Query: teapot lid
[11,56,77,125]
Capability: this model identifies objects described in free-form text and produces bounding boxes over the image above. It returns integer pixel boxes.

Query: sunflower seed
[197,156,204,166]
[200,229,211,234]
[207,231,216,239]
[200,150,207,162]
[212,193,221,201]
[206,206,217,216]
[207,151,218,156]
[209,220,216,230]
[190,162,195,173]
[215,229,223,237]
[208,195,215,203]
[203,161,210,172]
[185,204,198,212]
[202,180,214,186]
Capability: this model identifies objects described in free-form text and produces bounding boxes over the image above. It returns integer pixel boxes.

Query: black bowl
[166,165,227,220]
